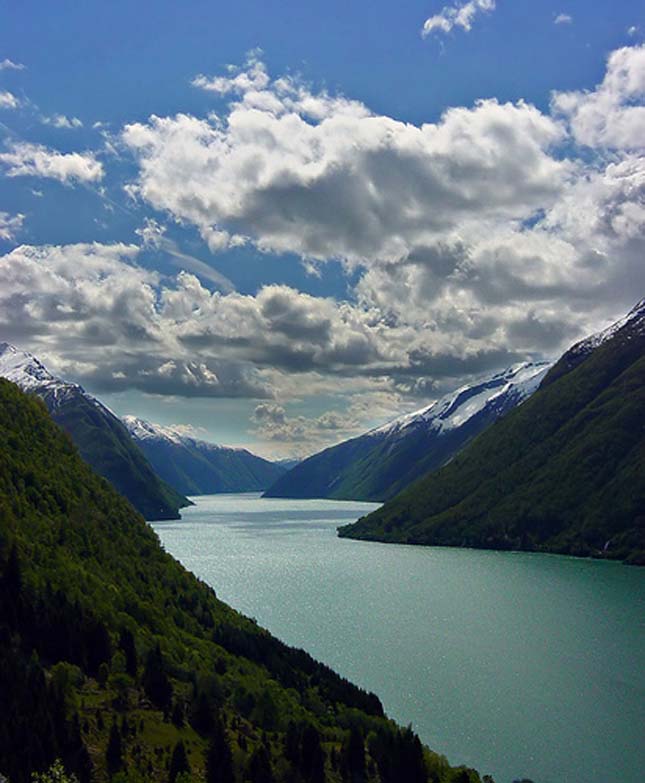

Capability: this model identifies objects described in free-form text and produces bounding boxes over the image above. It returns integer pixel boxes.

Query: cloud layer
[119,49,645,381]
[2,45,644,455]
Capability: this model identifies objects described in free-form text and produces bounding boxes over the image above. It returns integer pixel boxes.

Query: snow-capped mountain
[370,362,550,439]
[339,298,645,564]
[264,360,552,502]
[572,298,645,357]
[0,341,92,409]
[122,415,287,496]
[544,298,645,387]
[0,343,189,519]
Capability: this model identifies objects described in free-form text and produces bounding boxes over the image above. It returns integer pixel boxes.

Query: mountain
[123,416,287,495]
[0,377,486,783]
[339,301,645,564]
[0,343,189,520]
[265,362,551,502]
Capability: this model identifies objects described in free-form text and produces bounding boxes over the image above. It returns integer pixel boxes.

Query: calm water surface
[152,493,645,783]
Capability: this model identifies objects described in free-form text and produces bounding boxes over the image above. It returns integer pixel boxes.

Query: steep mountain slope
[123,416,287,495]
[339,302,645,564]
[0,343,189,519]
[0,378,485,783]
[265,362,550,502]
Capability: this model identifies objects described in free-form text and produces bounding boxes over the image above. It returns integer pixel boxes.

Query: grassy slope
[0,379,485,783]
[339,328,645,564]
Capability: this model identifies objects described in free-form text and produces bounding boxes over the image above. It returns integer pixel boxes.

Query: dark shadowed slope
[339,301,645,564]
[123,416,286,495]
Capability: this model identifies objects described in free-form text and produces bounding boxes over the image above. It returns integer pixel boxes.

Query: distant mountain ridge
[123,415,287,495]
[339,301,645,564]
[0,343,189,520]
[264,361,551,502]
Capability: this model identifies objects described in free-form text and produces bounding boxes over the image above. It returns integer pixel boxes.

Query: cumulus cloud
[4,47,644,454]
[192,51,270,95]
[0,91,19,110]
[124,63,568,267]
[0,211,24,241]
[552,45,645,148]
[115,51,645,398]
[0,141,104,183]
[554,13,573,25]
[0,242,272,398]
[421,0,495,37]
[0,59,24,71]
[251,400,383,456]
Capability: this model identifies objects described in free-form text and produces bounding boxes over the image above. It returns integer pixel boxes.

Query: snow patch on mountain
[370,361,552,439]
[568,298,645,358]
[122,415,248,454]
[0,342,108,413]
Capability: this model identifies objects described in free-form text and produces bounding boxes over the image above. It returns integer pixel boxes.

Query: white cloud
[0,141,104,183]
[627,26,638,37]
[0,59,24,71]
[43,114,84,129]
[0,91,19,110]
[3,48,644,454]
[116,52,645,387]
[0,211,24,240]
[421,0,495,37]
[124,65,568,267]
[192,51,270,95]
[552,45,645,149]
[554,13,573,25]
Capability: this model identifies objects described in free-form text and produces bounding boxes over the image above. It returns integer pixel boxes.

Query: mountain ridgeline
[123,416,287,496]
[0,343,189,520]
[339,301,645,564]
[0,377,489,783]
[265,362,550,502]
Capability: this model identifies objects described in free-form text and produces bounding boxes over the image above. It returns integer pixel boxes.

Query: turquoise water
[152,493,645,783]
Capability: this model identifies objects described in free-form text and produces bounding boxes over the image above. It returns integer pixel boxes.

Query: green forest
[340,316,645,564]
[0,379,488,783]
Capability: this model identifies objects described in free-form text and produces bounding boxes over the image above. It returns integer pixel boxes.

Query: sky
[0,0,643,459]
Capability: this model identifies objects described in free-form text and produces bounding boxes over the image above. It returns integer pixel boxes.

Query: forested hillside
[339,306,645,564]
[0,379,486,783]
[0,343,189,520]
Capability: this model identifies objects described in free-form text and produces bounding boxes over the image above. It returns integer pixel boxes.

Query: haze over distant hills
[0,343,189,520]
[265,361,551,502]
[340,300,645,564]
[123,416,287,496]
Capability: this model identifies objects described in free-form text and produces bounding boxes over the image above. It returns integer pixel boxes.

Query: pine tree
[300,724,325,783]
[106,720,124,777]
[142,644,172,711]
[342,727,365,783]
[205,713,235,783]
[189,689,213,735]
[247,744,274,783]
[119,628,138,677]
[169,741,191,783]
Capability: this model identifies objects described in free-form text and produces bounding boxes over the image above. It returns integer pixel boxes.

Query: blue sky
[0,1,643,457]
